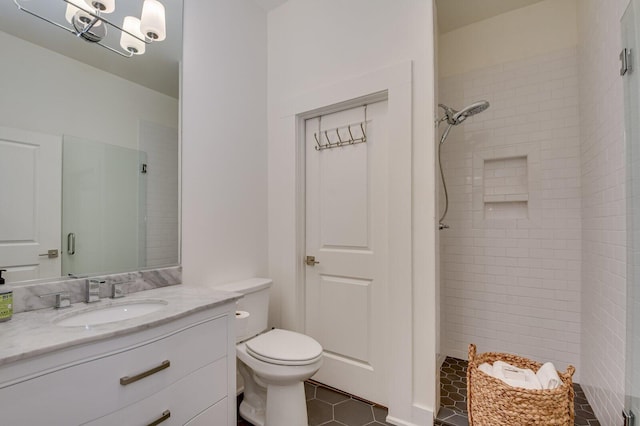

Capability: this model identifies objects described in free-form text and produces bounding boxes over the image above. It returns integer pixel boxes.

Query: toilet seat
[245,329,323,366]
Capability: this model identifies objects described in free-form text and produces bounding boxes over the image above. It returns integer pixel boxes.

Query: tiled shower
[437,0,630,424]
[439,46,582,378]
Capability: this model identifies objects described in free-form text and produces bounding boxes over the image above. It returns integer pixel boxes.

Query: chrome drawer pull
[147,410,171,426]
[119,360,170,386]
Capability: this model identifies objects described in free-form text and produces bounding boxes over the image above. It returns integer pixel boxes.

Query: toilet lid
[245,329,323,366]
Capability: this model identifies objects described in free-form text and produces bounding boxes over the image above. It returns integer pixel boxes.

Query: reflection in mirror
[0,1,181,285]
[623,0,640,416]
[62,136,145,276]
[62,128,179,277]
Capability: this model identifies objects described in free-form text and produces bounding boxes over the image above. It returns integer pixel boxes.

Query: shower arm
[435,115,448,127]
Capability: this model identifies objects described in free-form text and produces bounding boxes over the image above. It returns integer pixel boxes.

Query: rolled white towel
[478,362,493,376]
[536,362,562,389]
[492,360,542,390]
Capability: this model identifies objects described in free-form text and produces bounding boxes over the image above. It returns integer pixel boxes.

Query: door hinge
[141,163,148,174]
[624,409,635,426]
[621,48,632,76]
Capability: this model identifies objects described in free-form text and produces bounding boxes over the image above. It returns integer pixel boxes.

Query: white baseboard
[437,353,446,369]
[386,416,421,426]
[386,405,434,426]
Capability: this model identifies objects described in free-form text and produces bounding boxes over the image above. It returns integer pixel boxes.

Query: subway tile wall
[438,46,582,379]
[139,121,180,268]
[577,1,628,424]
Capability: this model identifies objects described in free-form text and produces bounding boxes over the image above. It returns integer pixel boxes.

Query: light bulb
[140,0,166,41]
[65,0,89,24]
[89,0,114,13]
[120,16,145,55]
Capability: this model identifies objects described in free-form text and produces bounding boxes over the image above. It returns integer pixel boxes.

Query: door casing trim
[274,60,414,421]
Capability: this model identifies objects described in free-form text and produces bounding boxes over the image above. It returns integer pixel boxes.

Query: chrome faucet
[110,282,126,299]
[39,291,71,309]
[86,279,104,303]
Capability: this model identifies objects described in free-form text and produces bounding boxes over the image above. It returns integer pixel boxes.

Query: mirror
[623,0,640,416]
[0,0,182,284]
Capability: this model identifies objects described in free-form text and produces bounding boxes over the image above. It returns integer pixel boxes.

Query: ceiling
[436,0,546,33]
[0,0,289,98]
[0,0,183,98]
[0,1,538,96]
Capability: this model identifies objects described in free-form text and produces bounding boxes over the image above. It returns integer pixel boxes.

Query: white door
[0,127,61,281]
[305,101,389,405]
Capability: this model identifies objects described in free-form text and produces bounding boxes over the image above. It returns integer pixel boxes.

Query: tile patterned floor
[435,356,601,426]
[237,357,600,425]
[237,380,392,426]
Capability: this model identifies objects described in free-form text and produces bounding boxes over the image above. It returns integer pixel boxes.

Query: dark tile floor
[435,356,601,426]
[237,357,601,425]
[237,380,392,426]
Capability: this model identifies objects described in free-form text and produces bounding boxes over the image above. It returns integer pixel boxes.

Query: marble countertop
[0,285,241,367]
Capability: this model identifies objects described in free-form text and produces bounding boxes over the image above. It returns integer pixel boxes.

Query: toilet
[218,278,323,426]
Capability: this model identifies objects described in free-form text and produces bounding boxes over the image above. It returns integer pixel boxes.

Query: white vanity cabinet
[0,302,237,426]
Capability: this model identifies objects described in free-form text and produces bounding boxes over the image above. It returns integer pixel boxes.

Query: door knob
[305,256,319,266]
[39,249,59,258]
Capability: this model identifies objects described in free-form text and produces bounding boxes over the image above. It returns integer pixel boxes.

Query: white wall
[0,30,178,149]
[578,1,629,424]
[267,1,437,424]
[181,0,268,286]
[439,0,578,78]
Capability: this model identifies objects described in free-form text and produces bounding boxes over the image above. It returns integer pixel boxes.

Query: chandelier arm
[96,40,134,58]
[14,0,77,36]
[60,0,152,45]
[14,0,152,47]
[76,16,101,37]
[14,0,136,57]
[13,0,165,57]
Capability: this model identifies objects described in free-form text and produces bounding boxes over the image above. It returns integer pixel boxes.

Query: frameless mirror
[0,0,182,284]
[623,0,640,418]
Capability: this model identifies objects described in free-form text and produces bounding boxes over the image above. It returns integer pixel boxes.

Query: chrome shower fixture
[438,100,490,126]
[437,100,490,230]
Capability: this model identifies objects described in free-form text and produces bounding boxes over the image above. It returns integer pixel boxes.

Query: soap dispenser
[0,269,12,322]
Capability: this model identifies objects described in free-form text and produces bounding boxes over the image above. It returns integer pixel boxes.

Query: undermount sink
[53,300,169,327]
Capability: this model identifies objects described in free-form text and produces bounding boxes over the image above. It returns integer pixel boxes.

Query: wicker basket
[467,344,575,426]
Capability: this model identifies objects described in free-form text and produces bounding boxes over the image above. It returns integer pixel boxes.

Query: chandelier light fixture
[13,0,166,58]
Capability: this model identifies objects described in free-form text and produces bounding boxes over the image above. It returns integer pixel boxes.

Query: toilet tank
[217,278,272,341]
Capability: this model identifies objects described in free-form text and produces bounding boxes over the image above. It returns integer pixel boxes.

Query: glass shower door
[623,0,640,422]
[62,136,143,276]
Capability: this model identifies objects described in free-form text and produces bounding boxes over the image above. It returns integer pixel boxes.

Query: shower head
[453,100,490,124]
[437,99,490,230]
[438,100,490,125]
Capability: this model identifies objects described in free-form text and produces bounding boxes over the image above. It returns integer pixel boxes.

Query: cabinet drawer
[0,316,227,425]
[184,398,227,426]
[84,358,227,426]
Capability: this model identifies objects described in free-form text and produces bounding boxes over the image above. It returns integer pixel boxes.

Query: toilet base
[239,381,308,426]
[239,399,265,426]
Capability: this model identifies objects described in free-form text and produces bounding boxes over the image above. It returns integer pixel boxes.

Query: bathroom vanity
[0,286,240,426]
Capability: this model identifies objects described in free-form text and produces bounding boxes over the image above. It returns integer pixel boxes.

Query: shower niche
[483,156,528,219]
[473,146,540,228]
